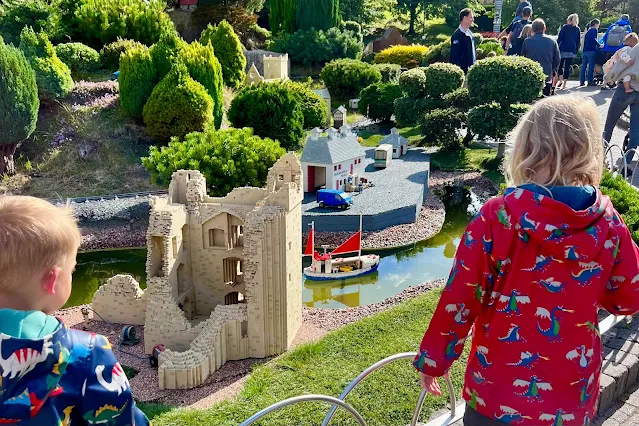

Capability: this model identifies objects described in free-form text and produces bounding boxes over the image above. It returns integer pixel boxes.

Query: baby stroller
[593,49,606,86]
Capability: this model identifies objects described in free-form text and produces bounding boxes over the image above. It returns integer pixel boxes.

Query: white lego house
[379,127,408,158]
[300,126,366,192]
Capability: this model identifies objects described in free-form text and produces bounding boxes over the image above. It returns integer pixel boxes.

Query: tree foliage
[269,27,362,66]
[269,0,296,34]
[99,38,145,70]
[502,0,595,34]
[0,41,39,174]
[0,0,60,45]
[54,42,101,76]
[285,81,328,129]
[143,63,214,144]
[142,127,286,196]
[19,26,73,100]
[423,62,464,98]
[374,45,429,69]
[119,45,157,119]
[209,20,246,89]
[339,0,389,27]
[399,68,426,98]
[295,0,339,31]
[320,58,381,98]
[178,41,225,130]
[468,102,530,140]
[228,83,304,149]
[150,32,187,81]
[358,82,402,122]
[420,107,466,150]
[373,63,402,83]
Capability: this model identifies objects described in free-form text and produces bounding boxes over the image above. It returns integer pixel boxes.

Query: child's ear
[42,267,62,295]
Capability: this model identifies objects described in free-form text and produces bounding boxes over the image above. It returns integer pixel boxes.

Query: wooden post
[497,142,506,159]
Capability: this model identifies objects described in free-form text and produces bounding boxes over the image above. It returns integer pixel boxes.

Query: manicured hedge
[398,68,426,98]
[119,45,157,119]
[100,38,145,70]
[467,102,531,140]
[423,62,464,98]
[600,171,639,243]
[374,44,428,69]
[420,107,466,150]
[373,63,401,83]
[55,42,101,75]
[394,96,444,127]
[358,83,402,122]
[320,59,381,98]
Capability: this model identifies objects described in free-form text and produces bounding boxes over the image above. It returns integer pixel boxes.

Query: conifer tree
[210,20,246,89]
[295,0,339,31]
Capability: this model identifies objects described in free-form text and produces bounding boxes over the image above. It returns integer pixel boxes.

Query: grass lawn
[406,18,455,46]
[141,289,469,426]
[358,126,421,147]
[430,144,504,186]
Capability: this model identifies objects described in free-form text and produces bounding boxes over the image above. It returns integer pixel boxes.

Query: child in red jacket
[414,95,639,425]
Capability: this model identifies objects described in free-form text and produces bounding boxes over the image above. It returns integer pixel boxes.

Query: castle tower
[263,54,289,80]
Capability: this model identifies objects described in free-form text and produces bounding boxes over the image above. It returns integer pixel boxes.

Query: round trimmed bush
[374,63,402,83]
[55,42,101,75]
[339,20,363,41]
[423,62,464,98]
[208,20,246,89]
[420,107,465,150]
[358,83,402,122]
[228,83,305,149]
[443,87,476,110]
[286,81,328,129]
[468,102,531,141]
[467,56,545,105]
[399,68,426,98]
[142,63,214,144]
[119,45,157,119]
[178,41,224,130]
[394,96,444,127]
[142,127,286,196]
[476,40,504,60]
[422,40,451,65]
[150,32,187,81]
[100,38,144,70]
[320,59,381,99]
[374,44,428,69]
[19,27,73,100]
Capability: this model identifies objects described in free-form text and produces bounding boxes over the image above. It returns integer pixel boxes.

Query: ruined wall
[92,275,147,325]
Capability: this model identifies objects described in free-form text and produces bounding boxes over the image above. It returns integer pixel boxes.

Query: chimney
[310,128,321,140]
[339,124,351,136]
[326,127,338,139]
[391,127,399,135]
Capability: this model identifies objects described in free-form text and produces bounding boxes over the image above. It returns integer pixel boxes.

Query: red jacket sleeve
[414,204,495,376]
[599,211,639,316]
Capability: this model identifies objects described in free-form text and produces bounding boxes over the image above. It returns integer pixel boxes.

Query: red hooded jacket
[414,187,639,425]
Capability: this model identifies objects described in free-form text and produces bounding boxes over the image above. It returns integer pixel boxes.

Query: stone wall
[92,275,147,325]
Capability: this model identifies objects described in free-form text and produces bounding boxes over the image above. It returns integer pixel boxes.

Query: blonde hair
[519,24,533,39]
[505,95,603,187]
[0,196,81,294]
[567,14,579,26]
[624,32,639,45]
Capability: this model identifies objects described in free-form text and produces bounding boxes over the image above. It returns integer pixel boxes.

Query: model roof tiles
[380,128,408,147]
[300,127,365,165]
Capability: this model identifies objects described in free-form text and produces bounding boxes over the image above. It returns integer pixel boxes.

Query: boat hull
[304,262,379,281]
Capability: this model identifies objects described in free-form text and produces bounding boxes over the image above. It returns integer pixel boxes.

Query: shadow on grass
[137,402,176,420]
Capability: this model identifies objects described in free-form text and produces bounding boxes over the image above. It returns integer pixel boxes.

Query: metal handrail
[321,352,456,426]
[238,395,368,426]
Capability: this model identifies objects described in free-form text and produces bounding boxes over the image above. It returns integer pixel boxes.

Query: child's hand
[419,373,443,396]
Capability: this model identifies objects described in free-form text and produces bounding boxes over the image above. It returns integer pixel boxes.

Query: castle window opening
[208,228,225,248]
[172,237,178,258]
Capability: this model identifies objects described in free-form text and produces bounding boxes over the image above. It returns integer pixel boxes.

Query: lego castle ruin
[92,153,303,389]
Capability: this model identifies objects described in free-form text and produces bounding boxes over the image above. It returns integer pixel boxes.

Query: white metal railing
[239,314,630,426]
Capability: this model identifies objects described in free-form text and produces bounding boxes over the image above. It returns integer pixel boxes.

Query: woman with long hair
[509,23,533,56]
[557,14,582,90]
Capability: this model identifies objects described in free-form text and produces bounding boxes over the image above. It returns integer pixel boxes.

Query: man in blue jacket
[450,8,476,73]
[602,14,633,59]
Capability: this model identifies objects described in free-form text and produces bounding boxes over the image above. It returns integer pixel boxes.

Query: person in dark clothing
[512,0,532,24]
[510,23,533,56]
[602,14,633,55]
[500,6,532,55]
[521,18,560,96]
[450,8,476,73]
[557,13,582,89]
[581,19,602,86]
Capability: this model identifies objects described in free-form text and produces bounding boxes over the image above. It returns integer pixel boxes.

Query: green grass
[145,289,469,425]
[407,18,456,46]
[358,126,421,147]
[430,144,505,186]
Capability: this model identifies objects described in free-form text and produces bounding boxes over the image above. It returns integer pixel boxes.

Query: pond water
[68,187,480,309]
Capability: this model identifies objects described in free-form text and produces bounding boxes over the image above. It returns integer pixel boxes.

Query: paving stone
[605,350,639,388]
[603,337,639,358]
[599,374,617,414]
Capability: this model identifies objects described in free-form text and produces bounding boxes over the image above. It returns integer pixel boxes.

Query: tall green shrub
[100,38,144,70]
[55,42,101,75]
[374,63,401,83]
[0,41,39,174]
[143,128,286,196]
[19,26,73,100]
[423,62,464,98]
[286,81,327,129]
[398,68,426,98]
[295,0,339,31]
[320,59,381,98]
[143,63,214,144]
[358,83,402,122]
[268,27,362,66]
[209,20,246,89]
[150,32,187,81]
[228,83,304,149]
[119,45,157,119]
[0,0,60,45]
[269,0,296,34]
[178,41,225,130]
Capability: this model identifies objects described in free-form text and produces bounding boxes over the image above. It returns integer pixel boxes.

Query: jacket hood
[503,187,611,262]
[615,19,631,26]
[0,324,69,422]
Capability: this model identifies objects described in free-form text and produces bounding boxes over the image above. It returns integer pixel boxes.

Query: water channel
[68,187,480,310]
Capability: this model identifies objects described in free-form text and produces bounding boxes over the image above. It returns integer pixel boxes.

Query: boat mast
[358,214,362,259]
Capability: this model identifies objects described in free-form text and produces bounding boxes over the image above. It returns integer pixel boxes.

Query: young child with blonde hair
[603,32,638,93]
[414,95,639,425]
[0,196,149,425]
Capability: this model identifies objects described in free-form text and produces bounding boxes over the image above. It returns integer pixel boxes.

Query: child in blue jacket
[0,196,150,426]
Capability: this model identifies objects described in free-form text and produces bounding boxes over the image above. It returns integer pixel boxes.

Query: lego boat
[303,219,380,281]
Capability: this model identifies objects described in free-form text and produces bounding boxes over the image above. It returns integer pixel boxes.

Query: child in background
[603,32,638,93]
[413,95,639,425]
[0,196,149,425]
[512,0,532,23]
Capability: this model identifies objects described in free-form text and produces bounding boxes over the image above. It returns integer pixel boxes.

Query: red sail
[304,227,314,255]
[331,231,361,255]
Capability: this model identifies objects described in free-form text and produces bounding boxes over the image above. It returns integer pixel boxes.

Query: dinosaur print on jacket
[413,188,639,425]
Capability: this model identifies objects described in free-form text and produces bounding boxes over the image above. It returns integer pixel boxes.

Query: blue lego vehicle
[316,189,353,209]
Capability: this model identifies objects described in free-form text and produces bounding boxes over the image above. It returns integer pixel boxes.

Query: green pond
[69,187,479,309]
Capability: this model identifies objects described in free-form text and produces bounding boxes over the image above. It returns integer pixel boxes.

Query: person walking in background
[500,6,532,55]
[602,14,633,61]
[510,23,533,56]
[414,94,639,426]
[581,19,602,86]
[522,19,560,96]
[450,8,476,73]
[512,0,532,24]
[556,14,581,90]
